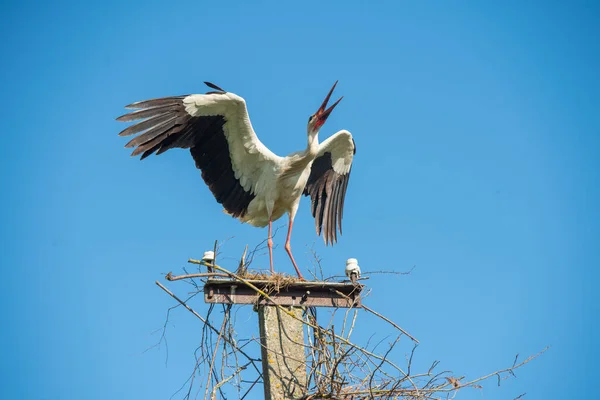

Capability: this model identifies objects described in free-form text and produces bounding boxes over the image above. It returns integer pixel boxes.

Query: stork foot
[292,271,306,281]
[293,269,306,281]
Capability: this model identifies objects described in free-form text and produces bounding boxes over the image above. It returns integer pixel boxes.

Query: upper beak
[315,81,343,123]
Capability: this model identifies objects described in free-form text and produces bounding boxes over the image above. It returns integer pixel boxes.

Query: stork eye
[308,116,313,123]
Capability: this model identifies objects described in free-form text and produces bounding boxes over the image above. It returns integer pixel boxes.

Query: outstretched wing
[116,83,282,218]
[303,130,356,245]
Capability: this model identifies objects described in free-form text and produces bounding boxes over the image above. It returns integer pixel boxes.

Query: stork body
[117,82,355,279]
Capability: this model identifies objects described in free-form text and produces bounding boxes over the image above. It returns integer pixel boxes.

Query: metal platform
[204,278,363,308]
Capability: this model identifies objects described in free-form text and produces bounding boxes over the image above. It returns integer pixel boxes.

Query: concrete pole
[258,306,307,400]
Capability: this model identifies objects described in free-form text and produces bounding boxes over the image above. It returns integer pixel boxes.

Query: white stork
[116,81,356,280]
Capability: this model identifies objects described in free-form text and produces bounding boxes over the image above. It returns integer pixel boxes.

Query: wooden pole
[258,305,307,400]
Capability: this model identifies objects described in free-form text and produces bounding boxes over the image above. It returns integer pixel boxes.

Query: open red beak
[315,81,343,127]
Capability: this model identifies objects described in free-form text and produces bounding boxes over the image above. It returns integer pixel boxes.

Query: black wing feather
[204,81,226,92]
[125,96,187,110]
[303,152,352,245]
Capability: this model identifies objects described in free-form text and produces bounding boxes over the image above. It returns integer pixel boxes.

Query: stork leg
[285,214,305,280]
[268,219,274,274]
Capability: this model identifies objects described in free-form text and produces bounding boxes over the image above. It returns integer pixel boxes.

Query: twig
[363,266,416,276]
[361,303,419,344]
[204,315,228,400]
[211,363,249,400]
[166,272,230,281]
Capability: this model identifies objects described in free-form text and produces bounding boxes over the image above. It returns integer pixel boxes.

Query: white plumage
[117,81,356,279]
[183,92,281,198]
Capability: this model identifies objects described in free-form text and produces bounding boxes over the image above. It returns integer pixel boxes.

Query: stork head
[307,81,343,135]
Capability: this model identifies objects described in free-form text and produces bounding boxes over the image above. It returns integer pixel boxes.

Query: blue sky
[1,0,598,399]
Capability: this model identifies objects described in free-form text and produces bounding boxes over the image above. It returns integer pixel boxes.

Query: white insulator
[202,250,215,262]
[345,258,361,279]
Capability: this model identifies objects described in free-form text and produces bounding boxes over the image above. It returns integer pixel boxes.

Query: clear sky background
[1,1,598,399]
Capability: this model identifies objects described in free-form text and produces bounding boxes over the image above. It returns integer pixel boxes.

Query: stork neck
[307,131,319,157]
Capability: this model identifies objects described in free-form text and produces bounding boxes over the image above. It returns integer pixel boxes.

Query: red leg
[268,219,274,274]
[285,215,304,280]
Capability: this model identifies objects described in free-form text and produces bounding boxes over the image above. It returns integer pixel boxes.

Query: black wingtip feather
[124,96,187,110]
[117,114,174,137]
[204,82,226,93]
[116,104,181,123]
